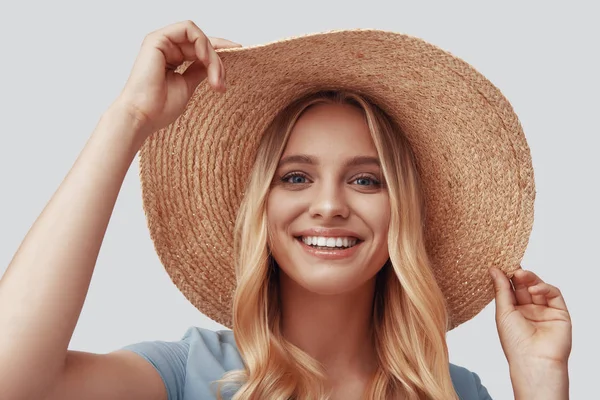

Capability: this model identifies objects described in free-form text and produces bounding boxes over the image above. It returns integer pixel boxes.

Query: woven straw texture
[138,29,535,330]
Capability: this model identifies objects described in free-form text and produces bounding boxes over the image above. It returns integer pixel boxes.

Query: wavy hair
[216,89,459,399]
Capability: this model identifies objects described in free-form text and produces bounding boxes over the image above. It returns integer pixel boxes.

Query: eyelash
[280,172,382,187]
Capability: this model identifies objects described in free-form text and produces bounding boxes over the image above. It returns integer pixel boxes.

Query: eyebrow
[277,154,381,169]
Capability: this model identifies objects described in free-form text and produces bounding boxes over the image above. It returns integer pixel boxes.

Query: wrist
[100,101,151,154]
[509,359,569,400]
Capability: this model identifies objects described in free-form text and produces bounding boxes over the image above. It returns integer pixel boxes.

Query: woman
[0,20,572,399]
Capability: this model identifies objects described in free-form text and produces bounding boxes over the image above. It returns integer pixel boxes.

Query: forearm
[510,360,569,400]
[0,104,144,399]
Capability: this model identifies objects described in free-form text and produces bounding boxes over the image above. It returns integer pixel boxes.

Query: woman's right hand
[114,20,241,143]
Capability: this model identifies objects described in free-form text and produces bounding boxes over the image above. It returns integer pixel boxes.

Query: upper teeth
[301,236,358,248]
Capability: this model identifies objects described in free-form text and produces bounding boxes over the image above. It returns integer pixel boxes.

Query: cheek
[376,206,391,237]
[266,192,294,269]
[266,189,304,234]
[356,195,391,235]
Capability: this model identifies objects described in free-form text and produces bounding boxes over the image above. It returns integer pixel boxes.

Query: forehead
[282,103,379,158]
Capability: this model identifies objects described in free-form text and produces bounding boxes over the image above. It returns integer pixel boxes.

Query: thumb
[489,267,516,320]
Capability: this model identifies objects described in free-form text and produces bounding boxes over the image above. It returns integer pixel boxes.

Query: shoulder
[449,363,493,400]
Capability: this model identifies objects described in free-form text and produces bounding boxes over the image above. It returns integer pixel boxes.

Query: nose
[308,180,350,220]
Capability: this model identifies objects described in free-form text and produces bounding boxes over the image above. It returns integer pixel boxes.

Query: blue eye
[353,175,381,186]
[282,172,308,184]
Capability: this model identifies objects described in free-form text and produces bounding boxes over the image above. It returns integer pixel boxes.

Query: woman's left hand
[489,267,572,367]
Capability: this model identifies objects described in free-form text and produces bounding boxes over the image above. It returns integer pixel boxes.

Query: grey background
[0,1,598,398]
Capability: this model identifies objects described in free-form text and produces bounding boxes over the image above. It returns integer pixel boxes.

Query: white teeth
[300,236,358,248]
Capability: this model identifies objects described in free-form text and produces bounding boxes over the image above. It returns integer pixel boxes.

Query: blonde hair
[216,90,459,399]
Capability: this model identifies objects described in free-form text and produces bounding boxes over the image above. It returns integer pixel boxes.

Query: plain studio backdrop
[0,1,598,398]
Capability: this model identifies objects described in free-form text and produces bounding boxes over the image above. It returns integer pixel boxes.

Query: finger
[208,37,242,86]
[489,267,516,320]
[159,41,224,94]
[159,38,222,92]
[151,20,222,90]
[528,282,569,312]
[521,270,548,306]
[146,20,205,62]
[164,38,201,64]
[192,29,223,90]
[511,269,547,306]
[205,44,226,90]
[158,38,191,69]
[209,36,243,49]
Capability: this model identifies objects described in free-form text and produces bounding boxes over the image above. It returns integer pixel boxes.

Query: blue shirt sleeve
[121,334,190,400]
[450,364,493,399]
[121,327,244,400]
[472,371,493,400]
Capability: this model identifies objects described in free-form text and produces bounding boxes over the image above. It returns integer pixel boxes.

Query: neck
[277,271,378,380]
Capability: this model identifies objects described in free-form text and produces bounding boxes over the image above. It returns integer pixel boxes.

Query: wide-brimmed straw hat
[137,28,535,330]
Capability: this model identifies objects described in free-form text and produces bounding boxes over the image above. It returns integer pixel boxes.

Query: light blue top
[123,326,492,399]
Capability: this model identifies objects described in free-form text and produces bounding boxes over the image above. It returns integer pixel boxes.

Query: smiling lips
[294,229,363,259]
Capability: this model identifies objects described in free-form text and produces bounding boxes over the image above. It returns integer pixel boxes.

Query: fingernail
[489,268,497,279]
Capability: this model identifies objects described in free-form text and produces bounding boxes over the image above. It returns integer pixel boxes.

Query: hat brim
[138,28,535,330]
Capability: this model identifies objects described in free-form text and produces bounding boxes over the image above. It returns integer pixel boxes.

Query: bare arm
[0,106,162,400]
[510,361,569,400]
[0,20,235,400]
[45,350,167,400]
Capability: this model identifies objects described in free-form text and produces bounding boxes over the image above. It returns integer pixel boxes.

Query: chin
[287,265,371,296]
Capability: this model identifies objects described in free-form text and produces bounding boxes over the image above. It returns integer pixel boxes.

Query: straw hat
[137,28,535,330]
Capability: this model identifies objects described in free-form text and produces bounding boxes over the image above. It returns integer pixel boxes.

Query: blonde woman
[0,21,571,400]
